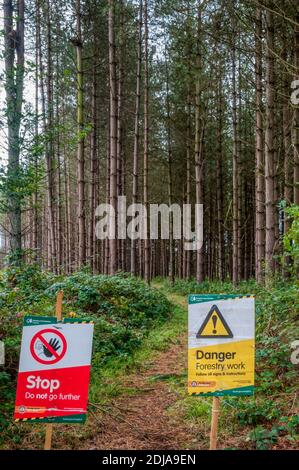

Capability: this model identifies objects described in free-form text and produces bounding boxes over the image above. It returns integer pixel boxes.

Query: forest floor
[84,291,201,450]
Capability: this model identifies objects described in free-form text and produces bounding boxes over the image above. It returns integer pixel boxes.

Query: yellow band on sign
[188,296,255,396]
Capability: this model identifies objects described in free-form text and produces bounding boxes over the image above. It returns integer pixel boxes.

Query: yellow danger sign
[196,305,233,338]
[189,295,255,396]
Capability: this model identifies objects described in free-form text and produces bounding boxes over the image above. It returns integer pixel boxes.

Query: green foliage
[246,426,279,450]
[237,399,280,426]
[245,416,298,449]
[282,204,299,273]
[46,271,171,323]
[278,416,299,439]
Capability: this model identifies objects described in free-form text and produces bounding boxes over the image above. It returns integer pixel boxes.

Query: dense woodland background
[1,0,299,283]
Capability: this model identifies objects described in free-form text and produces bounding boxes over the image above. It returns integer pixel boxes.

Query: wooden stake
[55,290,63,321]
[44,290,63,450]
[44,423,53,451]
[209,396,220,450]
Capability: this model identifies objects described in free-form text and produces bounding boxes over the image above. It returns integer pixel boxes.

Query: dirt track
[86,334,199,450]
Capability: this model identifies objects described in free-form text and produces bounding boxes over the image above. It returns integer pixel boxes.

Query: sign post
[14,291,94,450]
[209,396,220,450]
[188,294,255,450]
[44,290,63,450]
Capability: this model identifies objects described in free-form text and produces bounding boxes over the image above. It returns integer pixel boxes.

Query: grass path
[83,286,201,450]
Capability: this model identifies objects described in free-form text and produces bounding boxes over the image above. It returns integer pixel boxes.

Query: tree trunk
[265,10,276,277]
[255,6,265,283]
[143,0,150,283]
[76,0,86,267]
[232,5,239,285]
[117,0,125,272]
[282,33,292,277]
[33,0,40,261]
[294,1,299,206]
[185,86,191,279]
[217,76,224,281]
[45,0,57,272]
[89,65,98,272]
[4,0,25,260]
[166,54,174,285]
[194,2,204,283]
[131,0,142,276]
[108,0,118,274]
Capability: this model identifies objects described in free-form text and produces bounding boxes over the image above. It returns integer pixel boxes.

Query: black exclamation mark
[212,314,217,334]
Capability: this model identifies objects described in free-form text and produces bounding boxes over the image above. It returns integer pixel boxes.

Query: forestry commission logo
[94,197,203,251]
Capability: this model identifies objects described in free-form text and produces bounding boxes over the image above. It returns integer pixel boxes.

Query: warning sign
[196,305,233,338]
[14,316,94,423]
[30,329,67,365]
[188,295,255,396]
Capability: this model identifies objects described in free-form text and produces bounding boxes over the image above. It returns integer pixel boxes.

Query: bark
[184,3,192,280]
[282,37,292,276]
[108,0,118,274]
[4,0,25,259]
[294,1,299,206]
[255,6,265,283]
[33,0,39,261]
[232,6,239,285]
[166,55,174,285]
[131,0,142,276]
[76,0,86,267]
[117,0,125,271]
[237,44,242,281]
[185,87,192,279]
[89,65,98,273]
[217,77,224,281]
[55,35,62,273]
[194,2,204,283]
[105,120,110,275]
[265,9,276,276]
[45,0,57,272]
[143,0,150,283]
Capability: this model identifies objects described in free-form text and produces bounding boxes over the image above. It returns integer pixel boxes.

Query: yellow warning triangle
[196,305,233,338]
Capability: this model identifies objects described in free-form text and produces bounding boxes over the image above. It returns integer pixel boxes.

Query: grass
[89,298,186,403]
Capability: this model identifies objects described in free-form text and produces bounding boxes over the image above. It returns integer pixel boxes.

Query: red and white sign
[14,319,94,423]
